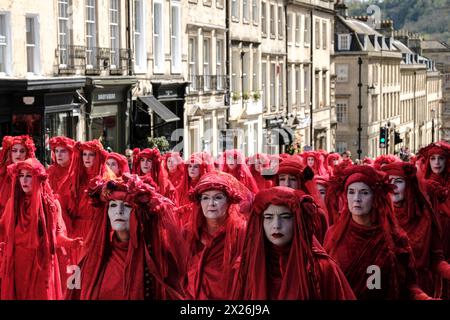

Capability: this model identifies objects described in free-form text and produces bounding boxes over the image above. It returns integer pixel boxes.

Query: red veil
[184,172,247,299]
[47,136,75,194]
[373,154,401,170]
[162,151,185,190]
[247,153,273,191]
[301,151,329,177]
[0,158,63,299]
[219,149,259,194]
[106,152,130,177]
[231,186,355,300]
[68,174,188,300]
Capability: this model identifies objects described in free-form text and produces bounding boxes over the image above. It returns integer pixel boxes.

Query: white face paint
[307,156,315,167]
[278,173,299,190]
[19,169,33,194]
[11,144,27,163]
[82,150,96,168]
[389,175,406,205]
[55,146,71,167]
[166,156,178,172]
[430,154,446,175]
[140,157,152,174]
[108,200,132,232]
[347,182,374,216]
[106,158,120,176]
[188,163,201,179]
[317,184,327,202]
[263,204,294,247]
[200,190,229,221]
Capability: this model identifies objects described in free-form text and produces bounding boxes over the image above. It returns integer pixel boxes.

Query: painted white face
[347,182,374,216]
[263,204,294,247]
[106,158,120,176]
[317,184,327,202]
[430,154,446,175]
[200,190,229,220]
[108,200,132,232]
[11,143,27,163]
[188,163,201,179]
[166,156,178,172]
[19,169,33,194]
[140,157,152,174]
[389,175,406,205]
[278,173,299,190]
[55,146,70,167]
[82,150,96,169]
[307,156,315,167]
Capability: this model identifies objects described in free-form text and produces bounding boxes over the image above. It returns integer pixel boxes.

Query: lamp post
[431,108,435,142]
[357,57,363,161]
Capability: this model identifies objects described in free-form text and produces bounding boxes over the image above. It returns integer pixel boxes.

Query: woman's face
[316,184,327,202]
[55,146,71,167]
[106,158,120,176]
[200,190,229,221]
[140,157,152,174]
[347,182,374,216]
[389,175,406,205]
[82,150,96,169]
[278,173,299,190]
[430,154,446,175]
[307,156,315,167]
[263,204,294,247]
[188,163,201,179]
[11,143,27,163]
[19,169,33,194]
[166,156,178,172]
[108,200,132,232]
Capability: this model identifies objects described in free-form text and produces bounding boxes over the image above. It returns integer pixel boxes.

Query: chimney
[377,20,394,38]
[335,0,348,19]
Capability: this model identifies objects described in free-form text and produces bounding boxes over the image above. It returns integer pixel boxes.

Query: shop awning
[138,96,180,123]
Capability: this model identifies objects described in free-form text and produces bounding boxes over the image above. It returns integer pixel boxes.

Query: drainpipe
[309,9,314,149]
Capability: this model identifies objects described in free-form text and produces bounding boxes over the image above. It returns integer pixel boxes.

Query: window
[322,20,327,50]
[304,15,310,46]
[322,73,327,107]
[336,141,348,154]
[252,50,258,92]
[242,51,250,93]
[252,0,258,24]
[26,16,40,74]
[153,0,164,73]
[270,5,275,36]
[231,0,239,20]
[134,0,146,71]
[336,64,348,82]
[315,72,320,109]
[270,62,276,110]
[216,39,224,90]
[287,13,292,44]
[287,67,292,107]
[171,1,181,73]
[203,38,211,90]
[304,66,309,105]
[216,0,223,7]
[243,0,249,22]
[371,96,378,122]
[277,6,283,38]
[232,50,240,92]
[86,0,97,68]
[296,66,301,105]
[278,63,283,110]
[295,14,300,45]
[58,0,71,67]
[261,2,266,35]
[338,34,351,51]
[110,0,120,69]
[315,19,320,49]
[0,13,11,74]
[188,37,197,90]
[336,100,348,123]
[262,61,267,110]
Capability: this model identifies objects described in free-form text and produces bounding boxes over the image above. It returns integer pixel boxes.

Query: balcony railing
[57,45,87,74]
[85,47,110,74]
[189,75,228,92]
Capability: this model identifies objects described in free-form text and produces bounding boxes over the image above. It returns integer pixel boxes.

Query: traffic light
[394,131,403,145]
[379,127,387,148]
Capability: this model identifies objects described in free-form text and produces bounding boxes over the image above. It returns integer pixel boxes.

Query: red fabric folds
[219,149,259,194]
[106,152,130,177]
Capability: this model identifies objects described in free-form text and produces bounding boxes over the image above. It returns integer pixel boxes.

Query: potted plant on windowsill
[242,92,250,101]
[232,92,241,102]
[252,91,261,102]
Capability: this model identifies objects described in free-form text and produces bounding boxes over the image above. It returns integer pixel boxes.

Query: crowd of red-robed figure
[0,134,449,300]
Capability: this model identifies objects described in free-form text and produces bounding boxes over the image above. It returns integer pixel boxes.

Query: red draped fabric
[247,153,273,191]
[220,150,259,194]
[162,152,185,191]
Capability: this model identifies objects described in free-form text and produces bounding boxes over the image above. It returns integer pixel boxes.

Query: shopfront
[0,78,86,164]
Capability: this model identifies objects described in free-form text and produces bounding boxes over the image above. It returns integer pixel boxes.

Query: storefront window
[91,115,117,152]
[12,113,43,160]
[46,111,71,137]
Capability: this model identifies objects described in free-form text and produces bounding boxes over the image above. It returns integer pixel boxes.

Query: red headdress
[362,157,374,166]
[417,141,450,180]
[246,153,273,191]
[325,153,341,175]
[162,151,185,188]
[272,156,315,195]
[219,149,259,193]
[71,173,187,300]
[0,135,36,177]
[1,158,62,299]
[132,148,161,178]
[301,151,329,176]
[374,154,401,170]
[106,152,130,177]
[232,186,322,299]
[49,136,75,164]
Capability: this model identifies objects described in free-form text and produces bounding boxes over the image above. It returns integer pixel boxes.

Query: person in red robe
[324,165,432,300]
[67,174,187,300]
[373,154,400,170]
[247,153,273,191]
[132,148,178,204]
[417,141,450,298]
[47,136,75,195]
[162,151,185,191]
[219,149,259,194]
[0,135,36,217]
[184,172,247,299]
[231,186,355,300]
[62,140,114,265]
[0,158,82,300]
[270,156,328,243]
[362,157,374,166]
[381,161,450,297]
[302,151,329,177]
[325,152,341,176]
[106,152,130,178]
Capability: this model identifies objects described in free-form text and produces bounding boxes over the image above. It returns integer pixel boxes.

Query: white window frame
[315,19,320,49]
[338,34,351,51]
[252,49,258,92]
[134,0,146,72]
[287,13,292,45]
[188,37,197,90]
[277,6,283,39]
[243,0,249,23]
[110,0,120,70]
[58,0,71,68]
[216,39,224,90]
[252,0,258,25]
[269,5,275,37]
[304,15,310,47]
[295,14,300,46]
[85,0,97,69]
[26,15,40,75]
[171,0,181,73]
[0,12,12,75]
[336,99,348,124]
[153,0,164,74]
[203,38,211,91]
[336,64,348,82]
[322,20,327,50]
[261,1,266,36]
[231,0,239,21]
